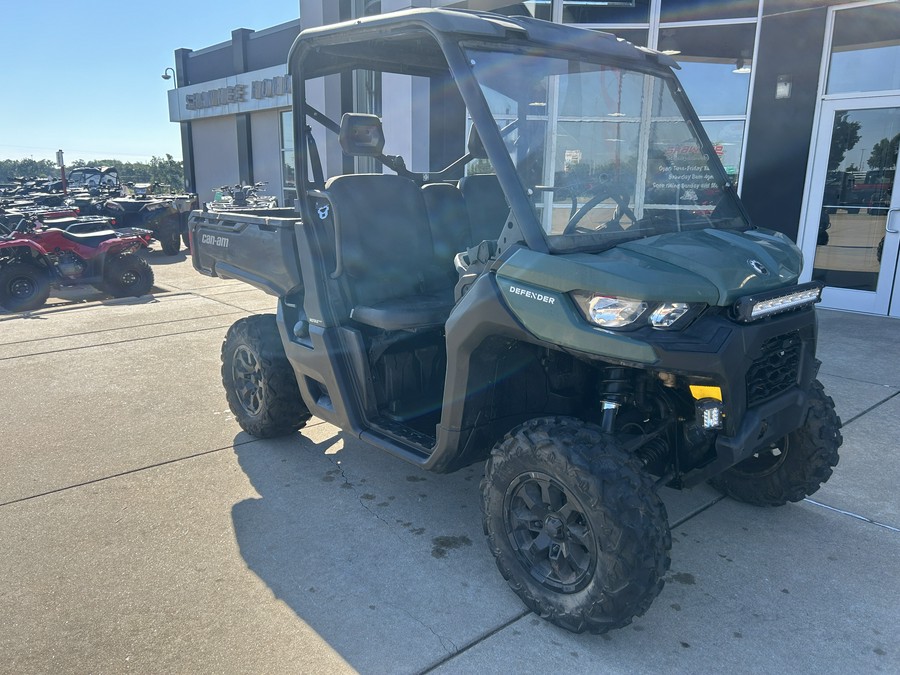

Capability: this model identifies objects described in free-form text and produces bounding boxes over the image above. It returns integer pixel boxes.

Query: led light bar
[734,282,823,323]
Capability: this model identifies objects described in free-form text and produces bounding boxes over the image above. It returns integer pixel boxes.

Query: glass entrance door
[800,97,900,315]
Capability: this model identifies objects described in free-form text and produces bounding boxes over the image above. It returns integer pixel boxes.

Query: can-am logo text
[201,234,229,248]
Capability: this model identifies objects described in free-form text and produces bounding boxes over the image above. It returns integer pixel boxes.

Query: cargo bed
[189,208,304,296]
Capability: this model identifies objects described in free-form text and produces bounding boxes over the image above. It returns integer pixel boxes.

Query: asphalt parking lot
[1,246,898,674]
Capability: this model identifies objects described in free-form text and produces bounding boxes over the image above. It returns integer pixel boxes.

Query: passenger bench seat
[325,173,454,331]
[458,173,509,245]
[421,182,472,281]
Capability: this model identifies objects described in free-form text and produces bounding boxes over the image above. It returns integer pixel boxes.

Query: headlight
[571,292,647,328]
[571,292,700,330]
[650,302,691,328]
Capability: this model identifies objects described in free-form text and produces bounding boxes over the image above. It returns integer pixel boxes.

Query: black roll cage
[285,8,687,257]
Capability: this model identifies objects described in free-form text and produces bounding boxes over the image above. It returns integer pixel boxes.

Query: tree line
[0,154,186,192]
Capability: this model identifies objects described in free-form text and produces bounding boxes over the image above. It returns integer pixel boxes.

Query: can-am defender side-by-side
[190,9,841,634]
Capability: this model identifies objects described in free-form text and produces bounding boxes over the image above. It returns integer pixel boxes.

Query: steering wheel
[563,185,637,234]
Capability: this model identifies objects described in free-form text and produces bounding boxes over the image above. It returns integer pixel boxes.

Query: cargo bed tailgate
[189,208,303,296]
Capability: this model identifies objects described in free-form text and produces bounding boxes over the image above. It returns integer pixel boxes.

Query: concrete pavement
[1,247,898,674]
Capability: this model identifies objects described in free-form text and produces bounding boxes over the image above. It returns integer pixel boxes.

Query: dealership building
[167,0,900,316]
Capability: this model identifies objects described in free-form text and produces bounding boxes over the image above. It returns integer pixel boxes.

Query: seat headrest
[339,113,385,156]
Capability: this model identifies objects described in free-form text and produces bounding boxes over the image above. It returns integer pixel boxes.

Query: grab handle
[887,207,899,234]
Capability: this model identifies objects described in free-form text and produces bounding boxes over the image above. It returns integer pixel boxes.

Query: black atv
[104,183,197,255]
[205,182,278,213]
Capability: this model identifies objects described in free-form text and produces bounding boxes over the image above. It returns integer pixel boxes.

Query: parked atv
[1,211,137,238]
[42,215,150,238]
[65,185,122,216]
[190,9,842,635]
[104,183,197,255]
[0,218,153,312]
[205,182,278,212]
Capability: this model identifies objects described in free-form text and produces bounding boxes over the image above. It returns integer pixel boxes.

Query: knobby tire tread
[221,314,310,438]
[481,416,671,634]
[710,379,842,507]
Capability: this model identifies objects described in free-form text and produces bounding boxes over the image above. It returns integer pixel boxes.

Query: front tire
[710,379,841,506]
[482,417,671,634]
[222,315,311,438]
[102,254,154,297]
[0,261,50,312]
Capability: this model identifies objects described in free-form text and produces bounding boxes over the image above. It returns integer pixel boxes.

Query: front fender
[0,239,50,264]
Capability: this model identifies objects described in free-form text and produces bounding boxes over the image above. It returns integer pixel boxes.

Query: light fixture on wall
[733,59,751,74]
[161,67,177,88]
[776,74,793,99]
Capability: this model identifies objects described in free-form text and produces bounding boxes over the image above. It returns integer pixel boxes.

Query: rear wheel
[103,254,154,297]
[710,379,841,506]
[222,314,311,437]
[0,261,50,312]
[482,417,671,634]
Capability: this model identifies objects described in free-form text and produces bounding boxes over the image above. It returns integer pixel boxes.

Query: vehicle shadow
[141,248,189,265]
[228,424,520,671]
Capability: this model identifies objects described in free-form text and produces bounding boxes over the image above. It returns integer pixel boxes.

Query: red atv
[0,218,154,312]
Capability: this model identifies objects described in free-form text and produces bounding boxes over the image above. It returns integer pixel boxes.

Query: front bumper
[681,385,810,486]
[638,306,819,486]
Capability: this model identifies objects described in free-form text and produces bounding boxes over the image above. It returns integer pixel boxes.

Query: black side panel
[427,272,546,473]
[741,5,828,241]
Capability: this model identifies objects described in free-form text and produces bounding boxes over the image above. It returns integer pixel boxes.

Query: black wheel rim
[119,269,140,287]
[731,436,790,477]
[9,276,36,300]
[232,344,264,416]
[504,471,596,593]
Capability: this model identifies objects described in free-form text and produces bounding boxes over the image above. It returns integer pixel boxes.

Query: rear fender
[96,238,144,257]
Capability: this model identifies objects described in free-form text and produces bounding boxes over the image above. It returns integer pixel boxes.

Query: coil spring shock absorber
[636,437,669,472]
[599,366,632,433]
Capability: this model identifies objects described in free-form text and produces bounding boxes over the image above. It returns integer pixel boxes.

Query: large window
[468,48,747,253]
[497,0,760,190]
[827,2,900,95]
[657,22,756,184]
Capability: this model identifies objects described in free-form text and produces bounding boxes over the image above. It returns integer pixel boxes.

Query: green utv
[190,9,841,634]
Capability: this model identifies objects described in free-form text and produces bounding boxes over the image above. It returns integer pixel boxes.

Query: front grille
[746,331,802,407]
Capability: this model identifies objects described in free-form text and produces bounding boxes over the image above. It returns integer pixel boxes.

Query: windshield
[465,48,749,252]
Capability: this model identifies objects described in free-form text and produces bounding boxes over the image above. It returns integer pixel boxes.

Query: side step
[363,416,436,461]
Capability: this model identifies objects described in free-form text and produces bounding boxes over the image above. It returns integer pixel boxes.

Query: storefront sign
[169,65,292,121]
[186,85,248,110]
[251,75,291,100]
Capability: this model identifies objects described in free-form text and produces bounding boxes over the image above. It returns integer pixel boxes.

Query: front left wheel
[482,417,671,634]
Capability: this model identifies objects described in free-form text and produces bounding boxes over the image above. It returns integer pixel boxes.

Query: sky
[0,1,301,164]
